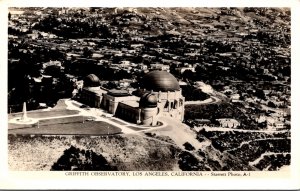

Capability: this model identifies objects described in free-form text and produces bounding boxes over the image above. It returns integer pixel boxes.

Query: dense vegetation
[185,102,259,129]
[51,145,117,170]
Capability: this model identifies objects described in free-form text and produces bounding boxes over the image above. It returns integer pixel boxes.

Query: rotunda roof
[141,71,180,92]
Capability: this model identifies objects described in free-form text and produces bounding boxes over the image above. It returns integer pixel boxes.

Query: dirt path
[249,152,290,166]
[227,137,290,152]
[201,126,289,133]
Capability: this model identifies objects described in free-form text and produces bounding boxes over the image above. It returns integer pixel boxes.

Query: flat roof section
[121,100,140,108]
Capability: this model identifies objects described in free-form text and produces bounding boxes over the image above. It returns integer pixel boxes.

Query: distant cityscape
[8,7,291,171]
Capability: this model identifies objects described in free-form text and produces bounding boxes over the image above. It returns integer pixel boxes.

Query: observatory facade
[80,71,185,126]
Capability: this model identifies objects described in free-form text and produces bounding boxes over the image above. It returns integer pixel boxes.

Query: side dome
[84,74,100,87]
[139,93,158,108]
[141,71,180,92]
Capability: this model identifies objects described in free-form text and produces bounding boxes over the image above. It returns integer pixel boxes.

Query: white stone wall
[142,107,159,126]
[151,90,185,121]
[101,89,185,126]
[81,89,102,108]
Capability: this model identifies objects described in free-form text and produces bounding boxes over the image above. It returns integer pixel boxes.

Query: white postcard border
[1,0,299,190]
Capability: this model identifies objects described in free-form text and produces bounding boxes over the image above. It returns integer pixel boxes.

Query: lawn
[8,120,122,135]
[38,116,96,126]
[9,109,79,119]
[109,118,128,125]
[8,123,36,130]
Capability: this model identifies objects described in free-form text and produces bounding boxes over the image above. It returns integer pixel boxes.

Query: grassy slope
[8,134,181,171]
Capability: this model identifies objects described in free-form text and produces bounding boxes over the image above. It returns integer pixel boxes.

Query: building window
[164,101,169,111]
[179,99,183,106]
[174,100,178,109]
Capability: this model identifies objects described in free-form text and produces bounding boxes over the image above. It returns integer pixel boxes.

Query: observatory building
[80,71,185,126]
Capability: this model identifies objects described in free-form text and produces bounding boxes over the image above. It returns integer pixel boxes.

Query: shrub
[178,151,203,171]
[51,146,117,171]
[183,142,195,151]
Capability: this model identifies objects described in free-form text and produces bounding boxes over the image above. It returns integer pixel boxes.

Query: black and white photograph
[1,0,300,190]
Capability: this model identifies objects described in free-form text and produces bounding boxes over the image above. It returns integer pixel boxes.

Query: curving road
[184,96,220,105]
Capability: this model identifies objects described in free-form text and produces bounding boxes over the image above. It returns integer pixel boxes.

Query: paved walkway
[64,99,167,134]
[8,99,169,134]
[151,116,208,150]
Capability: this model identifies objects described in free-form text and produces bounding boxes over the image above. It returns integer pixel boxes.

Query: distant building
[150,63,170,72]
[230,93,240,101]
[176,66,195,74]
[42,60,63,70]
[216,118,240,128]
[139,64,148,70]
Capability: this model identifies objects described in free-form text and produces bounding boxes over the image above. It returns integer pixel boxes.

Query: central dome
[141,71,180,92]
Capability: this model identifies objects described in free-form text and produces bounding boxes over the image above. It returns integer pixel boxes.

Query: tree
[254,89,266,100]
[192,89,209,101]
[178,151,203,171]
[258,121,267,129]
[267,101,276,108]
[99,24,111,38]
[133,55,144,64]
[82,47,93,58]
[51,146,117,171]
[116,69,131,80]
[44,65,61,77]
[112,56,121,64]
[182,69,194,81]
[281,66,291,77]
[183,142,195,151]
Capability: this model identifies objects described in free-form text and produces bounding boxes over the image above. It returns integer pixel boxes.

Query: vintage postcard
[1,0,300,190]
